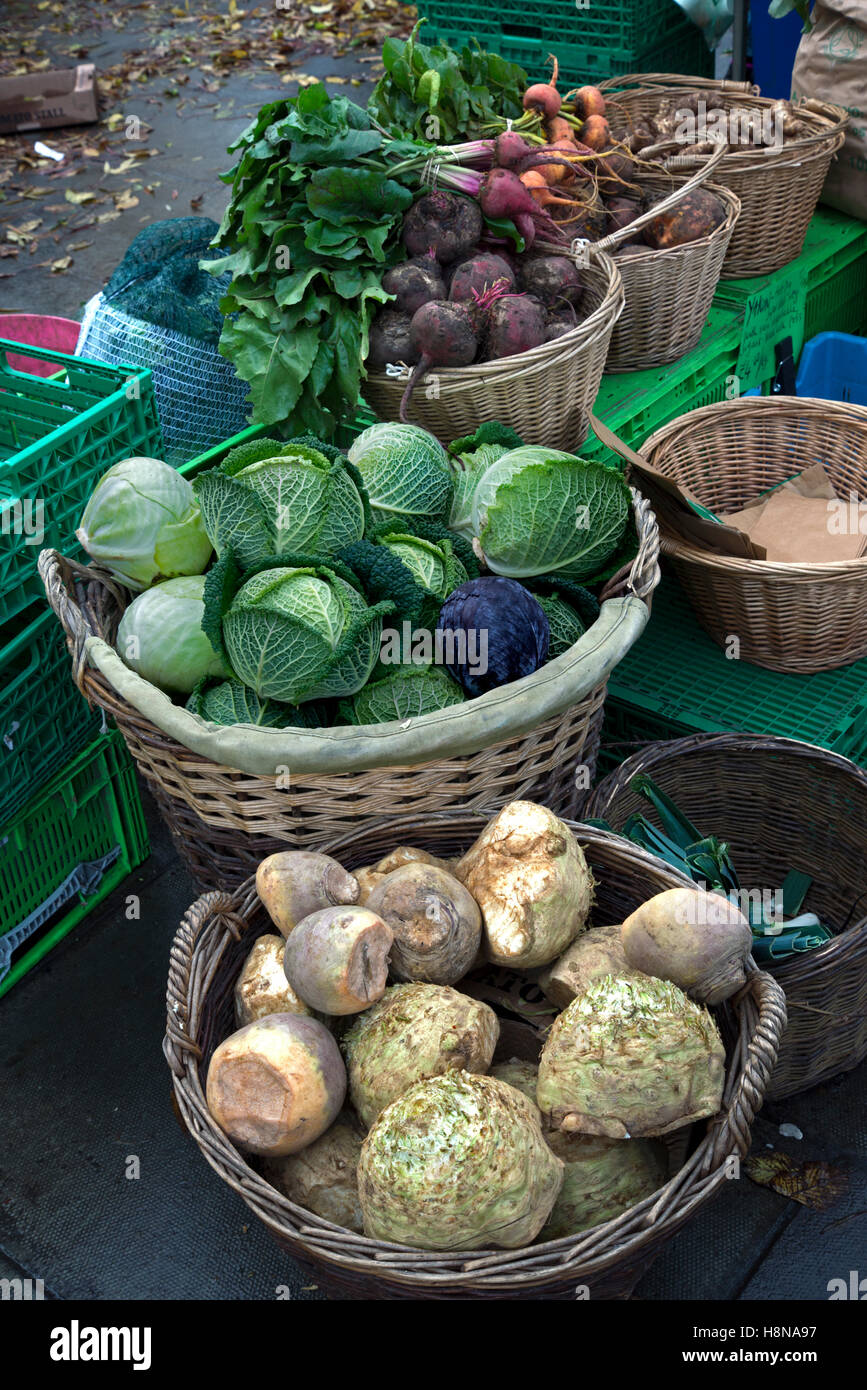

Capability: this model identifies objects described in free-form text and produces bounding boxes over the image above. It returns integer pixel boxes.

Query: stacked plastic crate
[413,0,713,87]
[0,338,155,994]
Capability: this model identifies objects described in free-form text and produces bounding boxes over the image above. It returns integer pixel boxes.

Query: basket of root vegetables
[40,416,660,891]
[598,74,847,277]
[586,734,867,1103]
[164,803,786,1300]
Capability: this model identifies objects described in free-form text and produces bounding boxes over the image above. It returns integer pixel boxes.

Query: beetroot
[605,197,643,239]
[367,309,419,370]
[518,255,583,308]
[402,192,483,264]
[485,294,547,361]
[494,131,535,169]
[399,301,478,422]
[478,168,565,244]
[382,252,445,315]
[449,254,516,304]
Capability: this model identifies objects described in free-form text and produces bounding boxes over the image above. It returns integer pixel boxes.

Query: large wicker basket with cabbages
[38,488,660,892]
[599,75,847,278]
[363,248,623,450]
[585,733,867,1103]
[164,814,786,1301]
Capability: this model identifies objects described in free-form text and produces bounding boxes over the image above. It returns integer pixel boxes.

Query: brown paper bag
[722,464,867,562]
[792,0,867,221]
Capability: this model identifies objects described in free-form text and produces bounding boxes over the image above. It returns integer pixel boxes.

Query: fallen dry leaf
[64,189,98,205]
[745,1152,848,1210]
[50,256,72,273]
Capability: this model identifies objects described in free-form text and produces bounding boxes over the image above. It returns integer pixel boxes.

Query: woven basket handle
[599,74,759,96]
[599,488,660,604]
[594,138,726,254]
[703,968,788,1172]
[164,889,246,1079]
[38,547,126,695]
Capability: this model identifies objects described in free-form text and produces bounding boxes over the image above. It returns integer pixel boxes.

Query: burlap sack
[792,0,867,219]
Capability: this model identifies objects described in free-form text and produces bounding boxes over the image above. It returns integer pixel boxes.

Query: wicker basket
[636,396,867,673]
[599,74,847,277]
[585,734,867,1103]
[363,249,623,451]
[164,813,786,1300]
[38,492,660,892]
[598,175,740,371]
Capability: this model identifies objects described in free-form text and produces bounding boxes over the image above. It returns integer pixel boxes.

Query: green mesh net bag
[76,217,250,464]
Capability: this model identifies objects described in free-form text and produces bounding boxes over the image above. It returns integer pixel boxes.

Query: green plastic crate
[0,596,101,828]
[713,208,867,393]
[415,2,714,84]
[0,337,162,625]
[0,730,150,998]
[583,306,745,468]
[176,401,379,480]
[597,578,867,777]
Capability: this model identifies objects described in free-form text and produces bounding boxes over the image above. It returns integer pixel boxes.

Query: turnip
[402,191,483,264]
[621,888,753,1006]
[518,254,583,308]
[485,293,547,361]
[449,253,515,304]
[381,251,445,315]
[367,308,419,370]
[256,851,360,939]
[399,299,478,422]
[206,1013,346,1157]
[283,905,394,1016]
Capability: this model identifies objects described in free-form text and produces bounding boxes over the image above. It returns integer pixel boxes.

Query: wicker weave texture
[163,815,786,1299]
[641,395,867,674]
[585,733,867,1102]
[363,253,624,450]
[599,76,847,278]
[603,179,740,371]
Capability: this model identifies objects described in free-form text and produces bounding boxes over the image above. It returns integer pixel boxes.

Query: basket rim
[584,731,867,982]
[642,395,867,578]
[163,813,787,1288]
[599,76,848,153]
[364,249,623,390]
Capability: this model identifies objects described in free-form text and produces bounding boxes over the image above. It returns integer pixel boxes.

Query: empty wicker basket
[38,487,660,892]
[599,74,847,278]
[363,248,623,451]
[639,395,867,673]
[164,813,786,1299]
[585,733,867,1102]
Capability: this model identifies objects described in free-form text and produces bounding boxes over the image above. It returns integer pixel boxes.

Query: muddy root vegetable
[449,254,515,303]
[256,851,360,939]
[367,308,419,370]
[366,863,482,985]
[518,254,583,307]
[400,300,478,422]
[537,923,642,1010]
[523,54,562,121]
[262,1111,364,1231]
[643,188,726,249]
[541,1132,666,1240]
[353,865,387,905]
[621,888,753,1005]
[235,934,318,1027]
[283,906,393,1016]
[382,252,445,315]
[537,974,726,1139]
[485,294,547,360]
[456,801,594,969]
[206,1014,346,1156]
[373,846,455,875]
[358,1072,563,1250]
[402,191,483,264]
[342,982,499,1127]
[478,167,566,243]
[605,196,643,238]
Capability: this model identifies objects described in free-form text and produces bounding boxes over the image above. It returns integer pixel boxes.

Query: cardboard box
[0,65,98,134]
